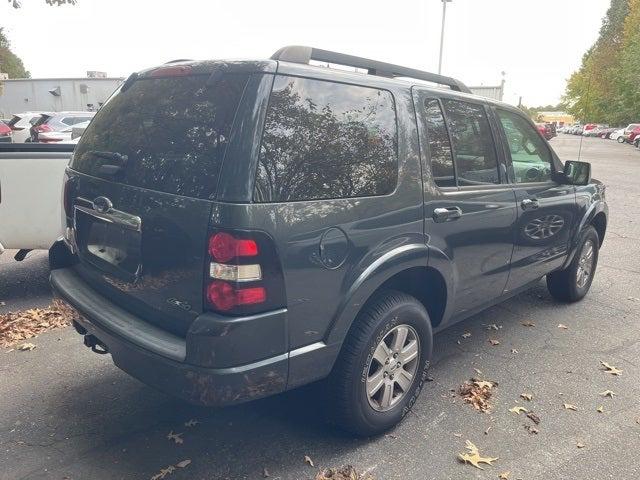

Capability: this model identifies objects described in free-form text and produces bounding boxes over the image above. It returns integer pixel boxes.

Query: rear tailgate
[66,68,250,336]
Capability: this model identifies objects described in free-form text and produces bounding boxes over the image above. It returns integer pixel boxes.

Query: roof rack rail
[165,59,193,64]
[270,45,471,94]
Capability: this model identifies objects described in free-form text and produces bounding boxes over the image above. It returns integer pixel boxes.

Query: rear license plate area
[74,207,142,282]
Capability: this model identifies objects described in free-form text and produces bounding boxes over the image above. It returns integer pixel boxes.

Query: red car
[535,123,555,140]
[0,121,12,142]
[624,125,640,144]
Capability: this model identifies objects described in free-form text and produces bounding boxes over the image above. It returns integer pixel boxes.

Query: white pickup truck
[0,144,73,259]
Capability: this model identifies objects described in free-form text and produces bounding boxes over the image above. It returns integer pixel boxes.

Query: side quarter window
[496,109,553,183]
[423,99,455,188]
[254,75,398,202]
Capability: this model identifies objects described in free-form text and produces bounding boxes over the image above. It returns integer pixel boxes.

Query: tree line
[563,0,640,125]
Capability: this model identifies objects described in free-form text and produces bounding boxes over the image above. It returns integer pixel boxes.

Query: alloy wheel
[366,324,420,412]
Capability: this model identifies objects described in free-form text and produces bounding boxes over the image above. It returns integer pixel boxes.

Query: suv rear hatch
[66,66,251,336]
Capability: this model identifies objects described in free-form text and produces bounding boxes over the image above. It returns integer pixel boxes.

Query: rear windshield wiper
[87,150,129,177]
[88,150,129,165]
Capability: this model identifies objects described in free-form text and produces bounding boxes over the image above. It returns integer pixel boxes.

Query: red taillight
[208,232,258,262]
[204,229,285,315]
[206,281,266,311]
[36,124,52,133]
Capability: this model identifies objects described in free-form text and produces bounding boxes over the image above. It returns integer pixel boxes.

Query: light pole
[438,0,453,75]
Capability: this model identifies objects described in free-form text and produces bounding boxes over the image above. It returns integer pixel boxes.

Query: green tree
[611,0,640,124]
[563,0,629,123]
[0,27,29,78]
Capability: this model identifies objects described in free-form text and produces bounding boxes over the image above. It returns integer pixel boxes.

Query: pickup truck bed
[0,144,74,255]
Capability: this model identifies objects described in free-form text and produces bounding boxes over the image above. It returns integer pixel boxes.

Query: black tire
[326,290,433,436]
[547,226,599,302]
[617,136,625,143]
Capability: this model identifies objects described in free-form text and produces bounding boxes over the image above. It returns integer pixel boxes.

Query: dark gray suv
[50,46,608,436]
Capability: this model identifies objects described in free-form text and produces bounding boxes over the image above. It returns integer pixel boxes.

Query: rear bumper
[50,267,290,406]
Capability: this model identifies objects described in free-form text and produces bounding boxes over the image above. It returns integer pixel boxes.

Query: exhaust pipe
[83,334,109,354]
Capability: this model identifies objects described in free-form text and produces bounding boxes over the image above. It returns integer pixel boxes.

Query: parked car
[38,127,73,143]
[634,136,640,148]
[0,121,12,143]
[622,124,640,144]
[5,112,46,143]
[48,46,608,436]
[535,123,555,140]
[597,127,616,139]
[0,143,74,258]
[71,120,91,140]
[584,125,608,137]
[610,128,626,142]
[29,112,95,143]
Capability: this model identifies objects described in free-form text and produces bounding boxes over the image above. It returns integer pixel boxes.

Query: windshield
[71,72,249,199]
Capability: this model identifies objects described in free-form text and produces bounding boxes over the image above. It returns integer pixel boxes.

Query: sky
[1,0,610,107]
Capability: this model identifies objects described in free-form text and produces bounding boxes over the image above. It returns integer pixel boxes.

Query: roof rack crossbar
[270,45,472,94]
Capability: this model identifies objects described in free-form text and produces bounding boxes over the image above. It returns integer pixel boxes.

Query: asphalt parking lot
[1,135,639,480]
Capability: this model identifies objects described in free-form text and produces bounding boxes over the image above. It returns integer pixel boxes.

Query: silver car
[30,111,95,143]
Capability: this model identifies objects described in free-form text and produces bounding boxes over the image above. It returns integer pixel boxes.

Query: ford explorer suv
[50,46,608,436]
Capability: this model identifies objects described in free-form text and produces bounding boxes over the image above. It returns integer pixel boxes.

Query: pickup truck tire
[547,226,599,302]
[326,290,432,436]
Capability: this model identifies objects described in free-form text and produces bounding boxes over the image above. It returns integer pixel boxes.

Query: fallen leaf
[489,339,500,346]
[511,348,518,354]
[577,442,586,449]
[17,343,36,351]
[184,419,199,427]
[521,321,535,327]
[526,412,541,424]
[458,379,497,412]
[525,425,539,434]
[498,472,511,479]
[597,405,604,413]
[486,324,500,331]
[599,390,616,398]
[557,324,569,329]
[563,403,578,411]
[175,460,191,468]
[520,393,533,401]
[315,465,373,480]
[509,406,528,415]
[167,431,184,445]
[1,303,71,348]
[600,361,623,376]
[458,440,498,470]
[304,455,315,468]
[150,465,176,480]
[473,368,483,375]
[462,332,471,338]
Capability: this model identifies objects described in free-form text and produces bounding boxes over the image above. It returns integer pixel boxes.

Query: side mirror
[556,160,591,185]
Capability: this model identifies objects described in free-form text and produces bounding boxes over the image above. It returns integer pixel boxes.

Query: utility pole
[438,0,453,74]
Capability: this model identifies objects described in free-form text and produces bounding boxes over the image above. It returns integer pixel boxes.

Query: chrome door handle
[433,207,462,223]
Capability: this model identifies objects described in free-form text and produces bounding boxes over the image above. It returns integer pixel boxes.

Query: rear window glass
[72,73,249,199]
[254,75,397,202]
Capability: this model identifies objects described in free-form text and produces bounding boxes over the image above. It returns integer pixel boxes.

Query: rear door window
[254,75,398,202]
[442,99,500,185]
[72,73,250,199]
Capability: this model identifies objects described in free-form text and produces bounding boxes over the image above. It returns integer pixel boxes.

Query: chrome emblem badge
[93,196,113,214]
